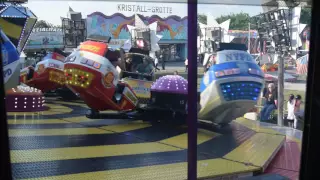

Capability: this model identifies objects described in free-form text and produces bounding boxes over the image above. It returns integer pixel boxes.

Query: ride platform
[6,98,301,180]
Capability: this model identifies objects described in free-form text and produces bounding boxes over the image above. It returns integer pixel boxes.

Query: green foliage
[300,8,311,25]
[198,14,207,24]
[34,20,54,28]
[216,12,250,30]
[197,12,259,30]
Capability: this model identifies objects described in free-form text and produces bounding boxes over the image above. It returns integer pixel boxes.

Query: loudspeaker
[211,29,221,41]
[136,30,150,42]
[70,13,82,21]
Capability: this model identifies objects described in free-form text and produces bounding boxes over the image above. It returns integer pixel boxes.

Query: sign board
[108,39,128,49]
[86,12,187,41]
[25,31,64,50]
[32,28,63,32]
[117,4,173,14]
[216,50,254,64]
[123,78,152,99]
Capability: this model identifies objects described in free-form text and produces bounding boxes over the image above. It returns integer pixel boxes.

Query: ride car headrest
[105,49,120,62]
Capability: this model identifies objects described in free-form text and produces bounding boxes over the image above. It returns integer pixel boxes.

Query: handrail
[124,53,155,61]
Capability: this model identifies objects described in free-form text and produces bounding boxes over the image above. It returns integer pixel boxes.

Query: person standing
[260,83,278,121]
[294,95,303,129]
[185,57,188,72]
[287,94,295,128]
[154,56,160,72]
[162,48,169,70]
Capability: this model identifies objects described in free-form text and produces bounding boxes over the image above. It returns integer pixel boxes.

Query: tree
[197,13,258,30]
[34,20,54,28]
[198,14,207,24]
[216,12,257,30]
[300,8,311,25]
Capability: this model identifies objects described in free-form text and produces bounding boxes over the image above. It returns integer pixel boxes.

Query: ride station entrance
[159,42,187,61]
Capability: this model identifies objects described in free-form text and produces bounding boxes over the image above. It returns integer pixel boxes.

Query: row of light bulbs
[13,96,45,109]
[64,68,93,88]
[15,104,45,109]
[17,17,31,53]
[49,71,66,85]
[14,97,44,100]
[13,85,42,93]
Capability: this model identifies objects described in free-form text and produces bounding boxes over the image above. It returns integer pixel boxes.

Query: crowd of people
[287,94,303,129]
[260,82,303,129]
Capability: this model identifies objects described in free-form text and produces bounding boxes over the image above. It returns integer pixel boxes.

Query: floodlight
[252,8,292,54]
[62,17,86,48]
[199,26,222,54]
[131,28,151,51]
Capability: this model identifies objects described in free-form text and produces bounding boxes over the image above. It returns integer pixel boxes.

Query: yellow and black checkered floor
[7,98,287,180]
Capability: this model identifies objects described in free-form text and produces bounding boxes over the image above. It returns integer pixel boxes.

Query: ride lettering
[3,68,12,78]
[117,4,172,14]
[49,63,60,69]
[133,86,150,93]
[225,53,251,62]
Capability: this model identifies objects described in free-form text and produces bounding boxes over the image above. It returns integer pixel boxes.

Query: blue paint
[1,29,19,67]
[200,60,264,92]
[3,68,12,79]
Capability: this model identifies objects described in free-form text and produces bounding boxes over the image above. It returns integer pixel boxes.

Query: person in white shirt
[287,94,295,128]
[185,58,188,72]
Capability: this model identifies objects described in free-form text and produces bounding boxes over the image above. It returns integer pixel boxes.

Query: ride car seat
[105,49,120,66]
[26,67,34,80]
[112,83,126,103]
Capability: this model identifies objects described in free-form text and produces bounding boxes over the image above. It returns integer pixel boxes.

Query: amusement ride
[0,1,42,112]
[0,1,306,179]
[58,14,265,127]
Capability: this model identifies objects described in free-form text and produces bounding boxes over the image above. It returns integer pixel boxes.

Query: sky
[25,1,263,25]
